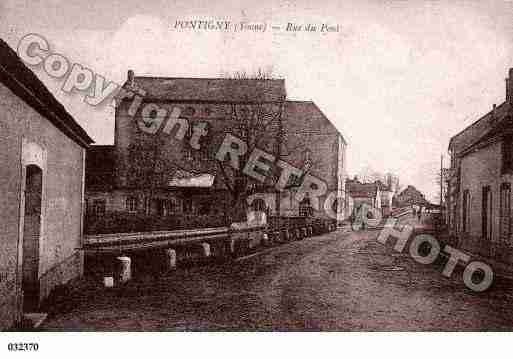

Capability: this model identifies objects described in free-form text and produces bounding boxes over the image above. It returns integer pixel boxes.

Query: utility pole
[440,154,443,208]
[275,97,285,230]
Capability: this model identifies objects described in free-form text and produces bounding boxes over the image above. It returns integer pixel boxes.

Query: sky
[2,0,513,202]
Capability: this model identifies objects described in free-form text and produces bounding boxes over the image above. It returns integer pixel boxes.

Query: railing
[390,207,412,218]
[83,226,232,253]
[84,212,228,235]
[267,216,336,230]
[83,214,337,254]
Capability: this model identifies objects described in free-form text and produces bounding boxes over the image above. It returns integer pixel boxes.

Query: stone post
[165,248,177,270]
[273,231,281,244]
[202,243,211,258]
[262,233,270,246]
[103,276,114,288]
[116,256,131,284]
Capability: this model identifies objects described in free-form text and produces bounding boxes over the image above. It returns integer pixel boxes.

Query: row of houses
[345,176,407,217]
[447,68,513,263]
[0,38,348,329]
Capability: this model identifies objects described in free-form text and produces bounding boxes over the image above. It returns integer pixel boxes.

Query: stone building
[85,72,347,233]
[345,178,381,211]
[0,39,93,329]
[447,68,513,262]
[393,185,428,208]
[376,180,394,217]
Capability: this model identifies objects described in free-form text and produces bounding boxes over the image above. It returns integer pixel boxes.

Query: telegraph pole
[440,154,443,208]
[440,154,444,229]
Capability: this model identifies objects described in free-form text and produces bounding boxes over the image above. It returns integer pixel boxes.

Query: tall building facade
[448,68,513,262]
[85,72,347,233]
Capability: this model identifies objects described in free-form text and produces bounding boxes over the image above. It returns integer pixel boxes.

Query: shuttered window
[502,136,513,174]
[126,196,138,212]
[462,189,470,233]
[500,183,511,242]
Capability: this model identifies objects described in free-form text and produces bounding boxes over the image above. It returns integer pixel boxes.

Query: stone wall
[458,140,513,259]
[0,82,85,329]
[459,142,501,244]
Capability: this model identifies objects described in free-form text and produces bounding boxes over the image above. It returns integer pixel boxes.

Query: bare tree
[129,69,286,224]
[217,70,286,223]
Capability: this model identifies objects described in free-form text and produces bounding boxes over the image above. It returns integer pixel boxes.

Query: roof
[449,100,511,155]
[127,76,286,102]
[462,109,513,155]
[168,170,215,188]
[345,181,378,198]
[396,185,428,205]
[122,74,346,143]
[398,185,424,196]
[0,38,93,148]
[284,101,347,144]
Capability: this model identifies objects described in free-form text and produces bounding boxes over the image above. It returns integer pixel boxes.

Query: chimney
[507,68,513,104]
[127,69,135,86]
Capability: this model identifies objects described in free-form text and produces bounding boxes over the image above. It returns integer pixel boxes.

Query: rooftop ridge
[449,101,507,145]
[133,76,286,81]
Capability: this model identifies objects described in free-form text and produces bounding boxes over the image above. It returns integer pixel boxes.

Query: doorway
[22,164,42,312]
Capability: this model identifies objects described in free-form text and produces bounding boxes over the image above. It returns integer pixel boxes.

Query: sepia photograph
[1,0,513,356]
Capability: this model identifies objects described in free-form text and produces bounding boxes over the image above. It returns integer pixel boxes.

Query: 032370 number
[7,343,39,351]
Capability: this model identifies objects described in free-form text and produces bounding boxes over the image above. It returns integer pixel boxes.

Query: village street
[41,217,513,331]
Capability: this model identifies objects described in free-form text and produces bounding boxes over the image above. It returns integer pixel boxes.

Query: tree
[130,69,286,224]
[357,167,402,193]
[357,166,384,183]
[216,70,286,223]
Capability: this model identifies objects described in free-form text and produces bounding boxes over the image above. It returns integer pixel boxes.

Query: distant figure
[418,208,422,221]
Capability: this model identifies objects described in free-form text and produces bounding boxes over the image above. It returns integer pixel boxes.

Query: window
[500,183,511,242]
[92,199,106,217]
[462,190,470,233]
[197,200,211,215]
[164,199,178,215]
[183,198,193,213]
[251,198,267,212]
[184,125,194,161]
[502,136,513,174]
[299,197,313,217]
[482,186,492,240]
[198,122,211,161]
[126,196,138,213]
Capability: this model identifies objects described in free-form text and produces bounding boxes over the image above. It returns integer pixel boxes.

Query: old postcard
[1,0,512,357]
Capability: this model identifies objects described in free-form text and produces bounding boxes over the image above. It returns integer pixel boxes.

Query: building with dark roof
[394,185,428,207]
[345,178,381,210]
[0,38,93,329]
[126,74,286,102]
[85,71,347,233]
[447,67,513,262]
